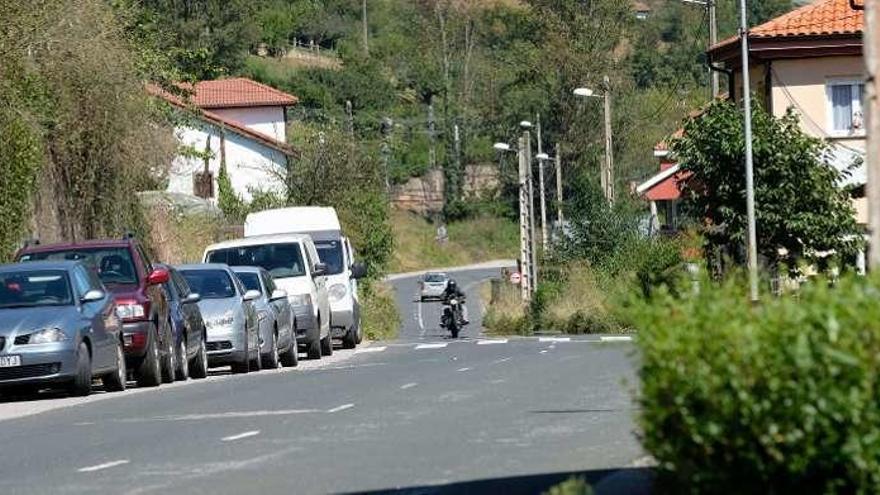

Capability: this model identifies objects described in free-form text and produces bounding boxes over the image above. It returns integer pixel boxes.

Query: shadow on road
[342,467,654,495]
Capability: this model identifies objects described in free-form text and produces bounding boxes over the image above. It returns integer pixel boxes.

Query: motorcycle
[441,297,465,338]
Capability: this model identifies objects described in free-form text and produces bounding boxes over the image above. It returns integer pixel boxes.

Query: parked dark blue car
[155,264,208,380]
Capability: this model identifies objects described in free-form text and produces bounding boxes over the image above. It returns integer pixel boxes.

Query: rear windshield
[0,270,73,308]
[19,247,137,286]
[315,241,344,275]
[425,273,447,283]
[180,270,236,299]
[234,272,262,294]
[206,243,305,279]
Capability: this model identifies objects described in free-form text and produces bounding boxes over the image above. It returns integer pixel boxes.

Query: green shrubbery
[631,275,880,493]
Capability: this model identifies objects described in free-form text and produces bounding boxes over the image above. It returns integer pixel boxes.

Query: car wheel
[250,329,263,372]
[320,334,333,357]
[190,337,208,379]
[103,340,127,392]
[231,327,250,374]
[69,342,92,397]
[160,324,175,384]
[135,325,162,387]
[342,325,357,349]
[262,330,279,369]
[280,332,298,367]
[306,336,322,360]
[175,338,189,381]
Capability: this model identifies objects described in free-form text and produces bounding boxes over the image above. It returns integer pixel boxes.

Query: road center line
[355,346,387,354]
[328,403,355,413]
[600,336,633,342]
[400,382,418,390]
[415,343,447,350]
[457,367,472,372]
[477,339,508,345]
[492,357,512,364]
[417,298,425,336]
[221,430,260,442]
[540,350,549,354]
[539,337,571,343]
[77,460,129,473]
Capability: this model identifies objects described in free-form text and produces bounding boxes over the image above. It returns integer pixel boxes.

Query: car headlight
[328,284,347,302]
[288,294,312,307]
[207,312,234,329]
[25,328,67,345]
[115,303,145,320]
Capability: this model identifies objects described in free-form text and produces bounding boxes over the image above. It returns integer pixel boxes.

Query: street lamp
[573,76,614,204]
[493,142,513,152]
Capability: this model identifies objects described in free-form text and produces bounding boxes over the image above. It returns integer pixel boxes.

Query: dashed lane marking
[457,367,472,372]
[538,337,571,343]
[540,350,549,354]
[477,339,508,345]
[328,403,355,413]
[415,343,448,350]
[492,357,512,364]
[77,460,129,473]
[400,382,418,390]
[354,346,387,354]
[221,430,260,442]
[600,336,633,342]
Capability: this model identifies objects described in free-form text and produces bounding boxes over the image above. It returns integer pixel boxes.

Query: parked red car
[16,236,173,387]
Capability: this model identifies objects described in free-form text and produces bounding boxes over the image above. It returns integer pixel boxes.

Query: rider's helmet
[447,280,457,291]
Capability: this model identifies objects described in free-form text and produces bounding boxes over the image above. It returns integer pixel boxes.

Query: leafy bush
[631,275,880,494]
[543,477,593,495]
[360,282,401,341]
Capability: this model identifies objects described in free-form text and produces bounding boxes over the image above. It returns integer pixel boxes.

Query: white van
[203,234,334,359]
[244,207,366,348]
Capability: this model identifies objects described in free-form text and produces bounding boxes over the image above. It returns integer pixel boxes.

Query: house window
[827,80,865,135]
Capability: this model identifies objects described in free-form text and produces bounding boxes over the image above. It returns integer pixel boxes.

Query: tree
[673,100,861,271]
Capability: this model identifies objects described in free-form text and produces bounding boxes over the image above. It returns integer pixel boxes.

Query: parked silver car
[419,272,449,301]
[177,264,260,374]
[232,266,298,368]
[0,261,126,396]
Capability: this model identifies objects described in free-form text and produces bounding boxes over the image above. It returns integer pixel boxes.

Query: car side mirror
[312,262,327,277]
[80,289,105,303]
[147,268,170,286]
[270,289,287,301]
[350,263,367,280]
[243,289,261,302]
[184,292,201,304]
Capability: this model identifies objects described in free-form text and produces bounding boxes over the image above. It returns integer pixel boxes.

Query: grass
[480,279,530,336]
[390,209,519,273]
[360,282,401,341]
[539,263,633,335]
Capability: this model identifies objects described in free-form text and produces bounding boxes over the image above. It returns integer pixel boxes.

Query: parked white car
[244,207,366,349]
[203,234,333,359]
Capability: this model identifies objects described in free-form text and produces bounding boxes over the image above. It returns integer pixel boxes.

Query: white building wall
[211,106,286,142]
[167,123,287,203]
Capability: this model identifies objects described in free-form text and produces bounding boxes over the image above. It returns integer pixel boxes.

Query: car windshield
[0,270,73,308]
[315,241,344,275]
[425,273,447,283]
[235,272,262,294]
[19,247,137,286]
[206,243,305,279]
[180,270,236,299]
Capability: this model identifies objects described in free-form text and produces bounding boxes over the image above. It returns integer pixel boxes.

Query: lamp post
[738,0,759,302]
[536,151,551,249]
[573,77,614,204]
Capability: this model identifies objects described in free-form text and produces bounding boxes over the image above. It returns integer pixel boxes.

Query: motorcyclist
[441,280,469,325]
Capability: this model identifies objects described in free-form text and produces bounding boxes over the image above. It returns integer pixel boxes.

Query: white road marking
[77,460,129,473]
[600,335,633,342]
[400,382,418,390]
[539,337,571,343]
[118,409,319,423]
[540,350,549,354]
[477,339,508,345]
[457,367,472,372]
[355,346,387,354]
[415,343,447,350]
[328,403,355,413]
[417,298,425,336]
[492,357,512,364]
[221,430,260,442]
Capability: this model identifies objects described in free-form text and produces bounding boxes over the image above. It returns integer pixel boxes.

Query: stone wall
[391,165,500,214]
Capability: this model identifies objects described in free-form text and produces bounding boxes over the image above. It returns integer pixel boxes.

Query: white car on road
[203,234,333,359]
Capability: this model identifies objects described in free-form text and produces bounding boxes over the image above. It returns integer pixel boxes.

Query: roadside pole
[525,129,538,292]
[739,0,759,302]
[536,115,549,250]
[866,0,880,268]
[555,143,563,225]
[517,136,533,302]
[603,76,615,203]
[709,0,719,97]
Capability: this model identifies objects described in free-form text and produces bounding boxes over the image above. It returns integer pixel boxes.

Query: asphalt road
[0,264,646,495]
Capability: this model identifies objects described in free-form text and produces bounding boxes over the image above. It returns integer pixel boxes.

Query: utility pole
[536,115,549,249]
[525,129,538,291]
[865,0,880,268]
[603,75,615,203]
[380,117,392,193]
[739,0,759,302]
[427,96,437,169]
[555,142,563,225]
[709,0,719,97]
[362,0,369,56]
[517,136,533,302]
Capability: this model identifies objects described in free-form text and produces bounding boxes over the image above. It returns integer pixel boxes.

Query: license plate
[0,355,21,368]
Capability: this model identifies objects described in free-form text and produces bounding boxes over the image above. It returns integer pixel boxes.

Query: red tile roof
[711,0,863,51]
[147,84,295,156]
[183,78,298,109]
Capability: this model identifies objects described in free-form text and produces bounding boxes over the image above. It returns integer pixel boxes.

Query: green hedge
[631,275,880,494]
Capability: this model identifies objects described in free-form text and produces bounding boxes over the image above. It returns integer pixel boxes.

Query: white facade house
[149,78,298,202]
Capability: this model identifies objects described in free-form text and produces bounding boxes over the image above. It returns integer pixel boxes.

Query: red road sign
[510,272,522,285]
